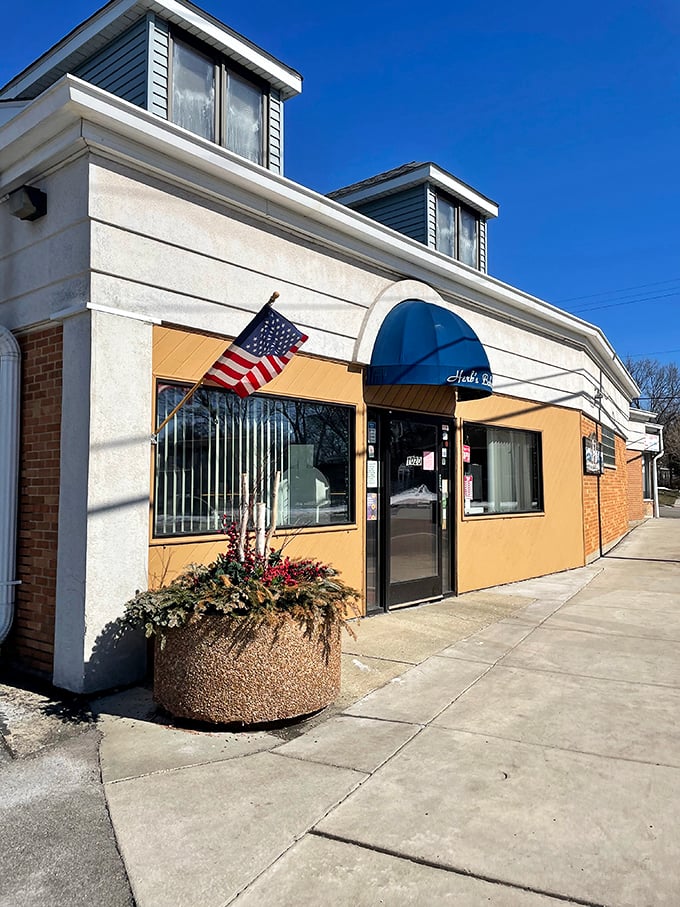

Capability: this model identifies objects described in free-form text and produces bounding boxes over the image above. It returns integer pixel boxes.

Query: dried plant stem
[255,502,266,556]
[238,472,249,561]
[264,471,280,557]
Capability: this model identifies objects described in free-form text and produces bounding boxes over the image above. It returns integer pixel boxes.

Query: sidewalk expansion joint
[536,624,680,644]
[101,743,281,785]
[308,829,614,907]
[338,711,425,727]
[488,661,680,690]
[435,725,680,770]
[342,652,420,666]
[268,748,372,776]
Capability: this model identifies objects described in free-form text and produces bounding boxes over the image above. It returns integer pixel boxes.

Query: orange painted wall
[455,394,585,592]
[150,326,366,603]
[8,326,63,677]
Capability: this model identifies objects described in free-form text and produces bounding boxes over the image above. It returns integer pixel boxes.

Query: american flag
[204,304,308,398]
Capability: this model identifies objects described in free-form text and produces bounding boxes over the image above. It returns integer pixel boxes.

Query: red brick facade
[582,416,600,558]
[6,326,63,677]
[582,416,630,560]
[626,450,645,522]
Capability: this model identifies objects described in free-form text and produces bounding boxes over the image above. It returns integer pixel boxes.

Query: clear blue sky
[3,0,679,366]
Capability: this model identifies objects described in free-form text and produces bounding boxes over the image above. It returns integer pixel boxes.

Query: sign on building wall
[583,433,604,475]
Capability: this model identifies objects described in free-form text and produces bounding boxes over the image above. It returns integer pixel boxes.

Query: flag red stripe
[199,310,307,399]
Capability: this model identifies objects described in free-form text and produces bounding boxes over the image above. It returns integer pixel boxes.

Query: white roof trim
[335,163,499,219]
[1,0,140,100]
[0,77,637,399]
[0,0,302,101]
[152,0,301,97]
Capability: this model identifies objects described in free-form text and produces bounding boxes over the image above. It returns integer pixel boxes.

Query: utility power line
[557,276,680,304]
[627,349,680,358]
[572,289,680,314]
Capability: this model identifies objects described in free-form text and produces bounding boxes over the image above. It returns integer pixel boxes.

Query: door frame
[366,408,453,612]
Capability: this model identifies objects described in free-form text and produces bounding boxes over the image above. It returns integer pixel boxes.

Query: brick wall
[6,326,63,677]
[600,434,630,547]
[582,416,600,558]
[582,416,630,559]
[626,450,645,522]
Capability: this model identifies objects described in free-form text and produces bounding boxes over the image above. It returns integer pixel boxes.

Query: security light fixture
[8,185,47,221]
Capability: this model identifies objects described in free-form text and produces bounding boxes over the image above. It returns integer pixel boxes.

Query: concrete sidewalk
[3,518,680,906]
[95,518,680,907]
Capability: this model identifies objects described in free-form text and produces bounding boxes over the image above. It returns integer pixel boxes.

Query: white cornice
[0,77,638,400]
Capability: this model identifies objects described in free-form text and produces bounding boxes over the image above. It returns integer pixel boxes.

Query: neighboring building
[0,0,649,693]
[626,409,664,519]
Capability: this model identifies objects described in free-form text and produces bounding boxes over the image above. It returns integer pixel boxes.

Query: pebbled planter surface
[153,613,341,725]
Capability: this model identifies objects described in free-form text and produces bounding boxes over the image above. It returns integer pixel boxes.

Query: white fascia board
[336,163,499,219]
[149,0,302,98]
[2,77,637,400]
[0,0,140,100]
[0,0,301,102]
[428,164,499,217]
[629,407,657,423]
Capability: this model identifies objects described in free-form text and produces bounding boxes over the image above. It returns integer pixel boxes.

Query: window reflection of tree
[155,385,352,533]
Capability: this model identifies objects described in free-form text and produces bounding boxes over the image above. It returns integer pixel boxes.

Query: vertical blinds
[154,384,353,536]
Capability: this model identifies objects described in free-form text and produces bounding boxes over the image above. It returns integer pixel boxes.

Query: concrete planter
[153,613,341,725]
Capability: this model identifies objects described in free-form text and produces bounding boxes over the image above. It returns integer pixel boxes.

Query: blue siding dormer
[352,185,429,246]
[0,1,301,175]
[74,18,148,109]
[329,162,498,274]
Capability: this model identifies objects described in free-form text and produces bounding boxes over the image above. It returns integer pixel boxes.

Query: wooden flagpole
[153,376,205,439]
[152,290,281,440]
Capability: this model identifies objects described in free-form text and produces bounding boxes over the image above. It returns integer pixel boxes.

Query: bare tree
[626,357,680,485]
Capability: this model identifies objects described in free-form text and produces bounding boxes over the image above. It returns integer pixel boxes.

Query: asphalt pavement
[2,515,680,906]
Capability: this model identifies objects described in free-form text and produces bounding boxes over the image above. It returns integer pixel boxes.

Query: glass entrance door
[387,417,442,607]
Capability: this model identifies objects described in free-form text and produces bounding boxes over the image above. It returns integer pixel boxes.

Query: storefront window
[463,422,543,515]
[154,384,354,536]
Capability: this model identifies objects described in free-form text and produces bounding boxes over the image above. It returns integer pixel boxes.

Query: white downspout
[0,325,21,644]
[652,425,664,519]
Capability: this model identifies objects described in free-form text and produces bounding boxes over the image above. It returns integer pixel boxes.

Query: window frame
[462,421,544,518]
[601,425,617,469]
[168,30,268,165]
[435,193,480,268]
[152,381,356,539]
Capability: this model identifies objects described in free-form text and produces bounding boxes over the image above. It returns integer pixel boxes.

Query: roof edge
[0,0,302,101]
[0,77,636,401]
[329,161,499,219]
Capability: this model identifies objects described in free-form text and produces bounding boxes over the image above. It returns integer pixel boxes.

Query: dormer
[0,0,302,174]
[328,162,499,273]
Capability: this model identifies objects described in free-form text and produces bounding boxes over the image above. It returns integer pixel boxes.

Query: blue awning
[366,299,493,399]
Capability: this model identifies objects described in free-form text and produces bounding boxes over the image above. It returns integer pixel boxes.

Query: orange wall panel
[456,395,585,592]
[150,325,367,606]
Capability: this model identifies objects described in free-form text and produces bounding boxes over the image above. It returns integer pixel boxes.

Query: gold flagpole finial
[266,291,280,307]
